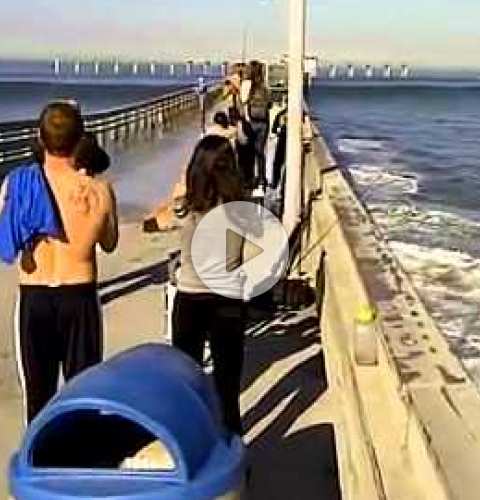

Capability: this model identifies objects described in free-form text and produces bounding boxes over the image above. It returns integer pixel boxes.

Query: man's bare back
[19,157,118,286]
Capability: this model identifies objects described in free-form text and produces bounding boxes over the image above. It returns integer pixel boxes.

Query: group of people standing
[209,60,274,191]
[0,61,286,442]
[170,60,288,435]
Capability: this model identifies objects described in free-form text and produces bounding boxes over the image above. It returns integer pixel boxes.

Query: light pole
[283,0,306,234]
[198,77,207,135]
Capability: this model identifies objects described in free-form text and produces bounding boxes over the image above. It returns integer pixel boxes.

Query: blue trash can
[9,344,245,499]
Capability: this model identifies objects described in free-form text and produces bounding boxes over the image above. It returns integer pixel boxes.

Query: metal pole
[283,0,306,234]
[198,77,206,135]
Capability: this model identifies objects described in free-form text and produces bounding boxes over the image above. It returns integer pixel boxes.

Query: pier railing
[0,84,220,170]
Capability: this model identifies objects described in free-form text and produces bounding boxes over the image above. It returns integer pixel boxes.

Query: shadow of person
[240,306,342,499]
[247,424,342,500]
[242,314,320,395]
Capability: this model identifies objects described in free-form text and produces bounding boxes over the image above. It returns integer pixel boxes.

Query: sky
[1,0,479,68]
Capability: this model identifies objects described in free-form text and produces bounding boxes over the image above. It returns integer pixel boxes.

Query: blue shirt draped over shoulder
[0,163,63,264]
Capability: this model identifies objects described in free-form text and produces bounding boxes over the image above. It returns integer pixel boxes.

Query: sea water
[310,81,480,384]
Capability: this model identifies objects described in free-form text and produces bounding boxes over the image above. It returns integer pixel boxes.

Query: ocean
[0,81,189,122]
[0,78,201,220]
[310,82,480,383]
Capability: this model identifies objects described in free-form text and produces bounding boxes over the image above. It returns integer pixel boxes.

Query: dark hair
[228,106,240,125]
[185,135,243,213]
[74,132,110,175]
[250,60,265,89]
[39,102,84,157]
[32,131,110,176]
[213,111,229,129]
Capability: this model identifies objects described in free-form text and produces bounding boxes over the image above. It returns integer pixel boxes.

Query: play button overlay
[191,201,289,300]
[225,229,264,271]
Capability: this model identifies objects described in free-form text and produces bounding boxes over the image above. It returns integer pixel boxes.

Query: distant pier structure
[50,57,226,80]
[318,62,412,81]
[347,64,355,80]
[50,56,413,82]
[364,64,374,79]
[400,64,411,79]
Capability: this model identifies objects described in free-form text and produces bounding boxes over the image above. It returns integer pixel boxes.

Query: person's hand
[155,204,176,231]
[172,182,186,202]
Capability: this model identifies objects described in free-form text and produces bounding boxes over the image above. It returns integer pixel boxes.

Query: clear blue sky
[1,0,479,68]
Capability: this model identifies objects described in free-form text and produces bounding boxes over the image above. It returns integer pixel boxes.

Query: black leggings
[250,119,269,186]
[172,291,245,435]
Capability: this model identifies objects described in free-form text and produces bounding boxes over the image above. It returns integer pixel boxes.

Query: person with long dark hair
[246,60,272,189]
[172,135,246,435]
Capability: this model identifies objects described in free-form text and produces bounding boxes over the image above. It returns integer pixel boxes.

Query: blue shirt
[0,163,63,264]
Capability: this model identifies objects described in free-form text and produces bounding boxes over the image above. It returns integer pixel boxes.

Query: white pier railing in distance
[0,84,222,171]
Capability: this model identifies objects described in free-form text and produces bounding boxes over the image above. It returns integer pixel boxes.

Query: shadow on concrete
[99,260,169,305]
[242,309,342,500]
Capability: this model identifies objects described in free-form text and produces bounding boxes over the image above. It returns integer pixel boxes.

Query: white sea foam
[389,240,480,383]
[340,135,480,385]
[350,164,419,199]
[338,138,386,154]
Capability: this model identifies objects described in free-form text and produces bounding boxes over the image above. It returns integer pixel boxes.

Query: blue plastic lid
[10,344,245,499]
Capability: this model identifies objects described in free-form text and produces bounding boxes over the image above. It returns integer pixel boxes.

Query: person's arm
[151,179,188,231]
[98,181,118,253]
[240,79,251,106]
[236,120,249,146]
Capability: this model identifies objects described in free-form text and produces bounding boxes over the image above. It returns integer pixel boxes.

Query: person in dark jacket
[228,106,255,189]
[271,107,288,190]
[246,61,272,189]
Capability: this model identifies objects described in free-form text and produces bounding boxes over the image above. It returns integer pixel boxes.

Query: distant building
[365,64,374,79]
[347,64,355,79]
[384,65,392,79]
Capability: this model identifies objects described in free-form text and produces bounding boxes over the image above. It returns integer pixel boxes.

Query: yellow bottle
[354,304,379,366]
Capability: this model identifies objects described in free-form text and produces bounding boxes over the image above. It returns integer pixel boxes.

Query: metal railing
[0,84,220,169]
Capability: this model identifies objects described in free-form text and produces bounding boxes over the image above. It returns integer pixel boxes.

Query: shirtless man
[15,102,118,422]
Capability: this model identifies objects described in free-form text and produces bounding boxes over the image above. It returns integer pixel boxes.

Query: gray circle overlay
[190,201,290,300]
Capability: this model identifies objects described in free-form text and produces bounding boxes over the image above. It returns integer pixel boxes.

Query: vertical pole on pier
[283,0,306,234]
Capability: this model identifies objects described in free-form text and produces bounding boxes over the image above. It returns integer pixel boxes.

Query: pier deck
[0,106,343,499]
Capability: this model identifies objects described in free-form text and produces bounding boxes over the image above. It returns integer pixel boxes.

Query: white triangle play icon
[226,229,264,272]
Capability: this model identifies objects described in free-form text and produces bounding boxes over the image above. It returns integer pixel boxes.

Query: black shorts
[17,283,102,423]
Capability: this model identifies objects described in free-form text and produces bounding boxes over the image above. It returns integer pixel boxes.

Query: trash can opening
[30,409,175,471]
